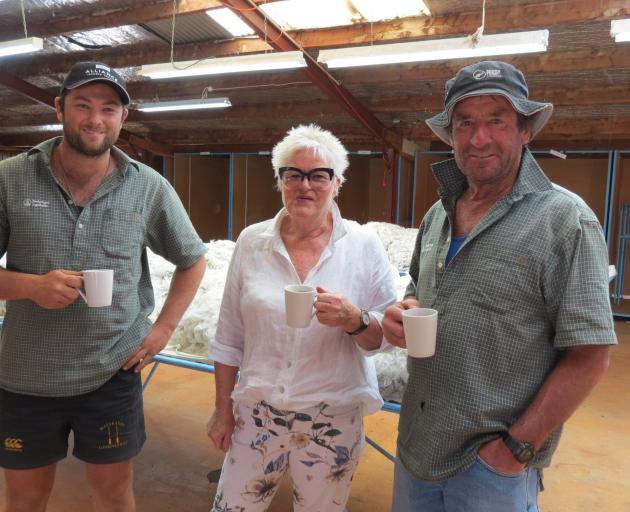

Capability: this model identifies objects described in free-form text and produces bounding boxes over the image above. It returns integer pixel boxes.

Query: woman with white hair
[207,124,397,511]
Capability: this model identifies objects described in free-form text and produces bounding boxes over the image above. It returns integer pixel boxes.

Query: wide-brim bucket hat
[426,60,553,145]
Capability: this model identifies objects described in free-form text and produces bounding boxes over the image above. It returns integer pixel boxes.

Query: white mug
[402,307,438,358]
[285,284,317,328]
[79,269,113,308]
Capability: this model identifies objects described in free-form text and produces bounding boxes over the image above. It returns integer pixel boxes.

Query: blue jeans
[392,456,540,512]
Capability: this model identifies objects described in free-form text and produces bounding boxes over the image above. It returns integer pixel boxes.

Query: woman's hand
[314,286,361,332]
[207,408,236,452]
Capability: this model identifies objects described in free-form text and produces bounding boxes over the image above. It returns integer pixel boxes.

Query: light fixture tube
[0,37,43,58]
[136,97,232,113]
[138,51,306,79]
[317,30,549,69]
[611,19,630,43]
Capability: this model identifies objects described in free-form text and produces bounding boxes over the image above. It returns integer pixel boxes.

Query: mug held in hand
[284,284,317,328]
[402,307,438,358]
[79,269,113,307]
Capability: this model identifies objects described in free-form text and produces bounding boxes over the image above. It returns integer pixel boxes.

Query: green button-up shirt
[398,148,616,481]
[0,137,206,396]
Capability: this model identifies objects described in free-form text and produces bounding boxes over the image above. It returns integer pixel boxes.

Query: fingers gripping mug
[402,307,438,358]
[79,269,113,307]
[284,285,317,328]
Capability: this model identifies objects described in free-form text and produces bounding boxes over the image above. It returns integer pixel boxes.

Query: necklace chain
[55,148,111,207]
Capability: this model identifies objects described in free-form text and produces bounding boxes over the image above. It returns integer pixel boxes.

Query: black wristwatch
[346,309,370,336]
[501,431,536,464]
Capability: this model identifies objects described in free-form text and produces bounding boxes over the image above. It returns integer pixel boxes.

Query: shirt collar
[431,147,553,204]
[27,136,141,176]
[261,200,347,243]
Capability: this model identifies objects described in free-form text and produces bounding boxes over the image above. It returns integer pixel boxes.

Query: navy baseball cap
[60,61,130,105]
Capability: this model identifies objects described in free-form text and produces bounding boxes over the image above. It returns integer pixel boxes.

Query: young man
[382,60,616,512]
[0,62,207,511]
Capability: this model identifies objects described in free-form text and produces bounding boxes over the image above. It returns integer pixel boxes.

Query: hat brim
[64,77,131,105]
[425,89,553,145]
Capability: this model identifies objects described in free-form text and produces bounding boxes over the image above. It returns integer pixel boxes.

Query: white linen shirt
[210,202,397,415]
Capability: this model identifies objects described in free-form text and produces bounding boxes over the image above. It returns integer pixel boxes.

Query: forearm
[510,344,610,448]
[214,361,239,413]
[352,313,384,350]
[0,268,39,301]
[153,257,205,334]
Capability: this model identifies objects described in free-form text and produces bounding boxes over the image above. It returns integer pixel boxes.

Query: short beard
[63,125,118,157]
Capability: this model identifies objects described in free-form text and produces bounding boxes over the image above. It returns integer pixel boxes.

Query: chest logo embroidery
[23,198,50,208]
[421,242,434,254]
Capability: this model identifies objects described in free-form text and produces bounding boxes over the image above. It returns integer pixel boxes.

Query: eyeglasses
[278,167,335,189]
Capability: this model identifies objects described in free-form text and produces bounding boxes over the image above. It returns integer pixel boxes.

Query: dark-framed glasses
[278,167,335,189]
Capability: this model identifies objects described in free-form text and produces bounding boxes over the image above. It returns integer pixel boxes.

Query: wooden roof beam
[0,0,283,41]
[222,0,402,154]
[5,0,630,78]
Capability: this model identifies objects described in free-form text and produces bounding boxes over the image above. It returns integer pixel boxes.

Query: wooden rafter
[2,0,629,79]
[0,0,284,41]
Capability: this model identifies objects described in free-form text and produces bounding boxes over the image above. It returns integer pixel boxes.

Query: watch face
[517,444,535,463]
[361,310,370,327]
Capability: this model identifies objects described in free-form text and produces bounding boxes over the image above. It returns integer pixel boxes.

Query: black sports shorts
[0,368,146,469]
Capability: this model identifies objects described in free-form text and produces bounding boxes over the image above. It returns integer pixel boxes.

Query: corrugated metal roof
[143,12,234,45]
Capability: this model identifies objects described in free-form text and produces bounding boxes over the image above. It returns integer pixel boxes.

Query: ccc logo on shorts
[4,437,23,451]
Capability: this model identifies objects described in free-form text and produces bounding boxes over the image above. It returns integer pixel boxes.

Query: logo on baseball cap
[60,62,130,105]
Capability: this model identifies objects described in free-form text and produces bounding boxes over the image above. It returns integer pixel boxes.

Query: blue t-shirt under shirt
[446,235,467,265]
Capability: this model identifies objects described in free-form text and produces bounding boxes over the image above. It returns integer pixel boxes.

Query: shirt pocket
[468,253,539,315]
[100,208,144,259]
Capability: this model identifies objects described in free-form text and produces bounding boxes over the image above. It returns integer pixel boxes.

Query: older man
[382,60,616,511]
[0,62,206,511]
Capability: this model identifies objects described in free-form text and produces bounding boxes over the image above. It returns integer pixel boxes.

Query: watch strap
[501,431,536,463]
[346,309,369,336]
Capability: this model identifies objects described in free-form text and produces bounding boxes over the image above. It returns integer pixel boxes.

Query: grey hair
[271,124,349,184]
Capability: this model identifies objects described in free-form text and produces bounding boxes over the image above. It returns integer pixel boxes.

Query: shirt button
[68,199,73,205]
[279,385,285,393]
[286,361,292,368]
[78,223,84,229]
[437,262,443,269]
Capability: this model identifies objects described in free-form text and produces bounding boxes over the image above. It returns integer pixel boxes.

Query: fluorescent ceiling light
[136,97,232,112]
[206,8,255,37]
[351,0,430,21]
[0,37,43,58]
[611,19,630,42]
[318,30,549,68]
[138,51,306,79]
[260,0,355,30]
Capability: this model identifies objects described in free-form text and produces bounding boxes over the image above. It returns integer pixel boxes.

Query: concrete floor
[2,322,630,511]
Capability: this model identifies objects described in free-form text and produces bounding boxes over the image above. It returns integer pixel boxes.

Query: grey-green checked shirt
[398,148,616,481]
[0,137,206,397]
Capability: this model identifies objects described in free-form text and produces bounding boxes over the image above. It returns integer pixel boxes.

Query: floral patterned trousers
[212,400,365,512]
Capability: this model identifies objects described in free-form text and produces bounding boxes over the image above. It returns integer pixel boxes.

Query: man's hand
[382,297,421,348]
[477,437,526,475]
[32,269,83,309]
[207,408,236,452]
[123,322,172,373]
